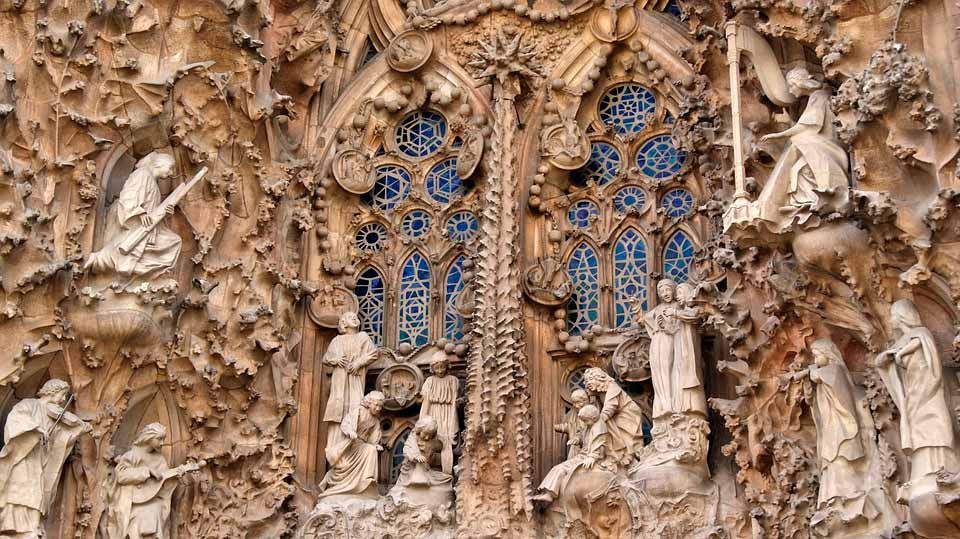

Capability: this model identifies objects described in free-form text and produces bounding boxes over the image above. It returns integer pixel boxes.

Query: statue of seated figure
[388,416,453,509]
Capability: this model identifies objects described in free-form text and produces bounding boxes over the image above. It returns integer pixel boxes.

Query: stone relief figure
[317,391,385,500]
[100,423,203,539]
[807,339,866,509]
[0,379,90,539]
[554,389,589,459]
[641,279,708,419]
[322,312,378,451]
[84,152,183,277]
[876,299,958,486]
[754,68,849,233]
[532,404,613,506]
[582,368,644,466]
[388,416,453,508]
[419,352,459,474]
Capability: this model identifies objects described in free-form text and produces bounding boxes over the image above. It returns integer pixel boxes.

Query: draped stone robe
[102,447,178,539]
[811,361,866,506]
[0,399,86,537]
[419,374,458,473]
[318,406,382,499]
[322,331,377,448]
[644,302,707,419]
[598,383,645,464]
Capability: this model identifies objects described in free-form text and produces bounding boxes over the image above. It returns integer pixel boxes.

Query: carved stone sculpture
[322,312,378,451]
[582,367,644,467]
[388,416,454,509]
[876,300,958,489]
[317,391,385,500]
[554,389,589,459]
[754,68,850,233]
[0,379,90,538]
[641,279,708,419]
[84,152,183,277]
[100,423,203,539]
[532,404,613,506]
[419,352,459,474]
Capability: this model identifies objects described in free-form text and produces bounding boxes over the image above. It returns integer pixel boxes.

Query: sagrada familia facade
[1,0,960,537]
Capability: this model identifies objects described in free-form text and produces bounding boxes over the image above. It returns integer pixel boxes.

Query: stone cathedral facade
[2,0,960,537]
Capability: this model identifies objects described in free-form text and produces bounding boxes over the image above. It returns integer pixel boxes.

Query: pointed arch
[443,254,467,341]
[356,265,386,346]
[398,251,431,347]
[566,242,601,335]
[613,227,648,327]
[662,229,695,284]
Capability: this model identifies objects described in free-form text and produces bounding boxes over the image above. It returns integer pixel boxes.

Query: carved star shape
[469,28,542,87]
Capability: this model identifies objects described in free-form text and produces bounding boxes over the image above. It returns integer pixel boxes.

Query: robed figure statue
[642,279,707,419]
[85,152,182,277]
[100,423,203,539]
[0,379,90,539]
[318,392,386,500]
[322,312,378,451]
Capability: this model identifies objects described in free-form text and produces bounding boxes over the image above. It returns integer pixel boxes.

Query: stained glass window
[425,158,466,204]
[444,255,466,341]
[400,210,432,239]
[566,243,600,335]
[665,0,683,18]
[355,266,385,346]
[613,228,648,327]
[568,200,600,229]
[663,230,695,283]
[598,84,657,134]
[636,135,686,180]
[446,211,478,242]
[661,188,694,218]
[355,222,388,253]
[389,430,411,485]
[395,111,447,158]
[363,165,411,211]
[398,252,431,347]
[567,366,589,394]
[572,142,621,186]
[613,186,647,214]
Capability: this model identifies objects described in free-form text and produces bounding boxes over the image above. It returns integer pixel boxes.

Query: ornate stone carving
[307,284,360,329]
[522,256,573,307]
[386,30,433,73]
[318,391,386,500]
[323,312,379,449]
[540,117,591,171]
[376,363,424,411]
[331,148,376,195]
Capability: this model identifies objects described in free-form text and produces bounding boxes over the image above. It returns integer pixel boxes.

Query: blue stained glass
[355,222,388,253]
[398,252,431,347]
[425,158,466,204]
[446,211,478,242]
[389,430,411,485]
[395,111,447,158]
[613,186,647,214]
[363,165,411,211]
[663,230,695,283]
[567,200,599,229]
[566,243,600,335]
[567,367,588,394]
[636,135,686,180]
[355,267,385,346]
[662,188,694,218]
[572,142,621,186]
[598,84,657,134]
[614,228,648,327]
[665,0,683,18]
[400,210,432,239]
[444,255,466,341]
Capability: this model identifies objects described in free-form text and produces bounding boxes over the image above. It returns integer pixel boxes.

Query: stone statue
[554,389,589,459]
[84,152,183,277]
[807,339,866,508]
[388,416,453,508]
[0,379,90,538]
[532,404,613,505]
[419,351,459,474]
[317,391,385,500]
[322,312,378,451]
[876,299,958,484]
[754,68,849,233]
[101,423,204,539]
[582,368,644,466]
[642,279,707,419]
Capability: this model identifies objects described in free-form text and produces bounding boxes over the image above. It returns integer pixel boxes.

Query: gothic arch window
[388,429,411,486]
[347,106,479,352]
[566,242,601,335]
[663,230,695,284]
[398,252,432,348]
[548,80,703,335]
[356,266,386,346]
